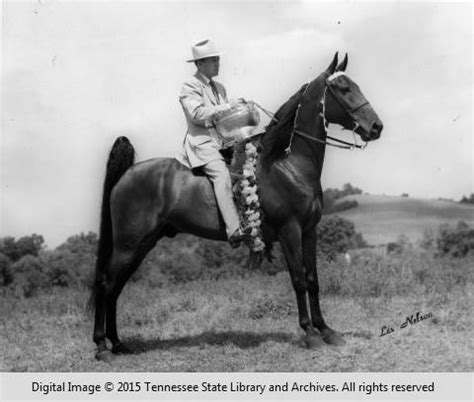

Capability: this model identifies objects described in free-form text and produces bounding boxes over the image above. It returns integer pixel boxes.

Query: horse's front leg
[303,228,345,346]
[279,223,323,348]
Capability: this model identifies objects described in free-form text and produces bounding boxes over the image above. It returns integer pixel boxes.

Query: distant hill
[329,194,474,245]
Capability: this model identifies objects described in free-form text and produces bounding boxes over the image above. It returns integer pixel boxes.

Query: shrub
[0,253,13,286]
[387,234,412,255]
[6,246,95,294]
[316,215,366,260]
[436,221,474,258]
[42,250,94,288]
[10,255,48,297]
[158,251,206,284]
[56,232,98,255]
[325,200,359,214]
[0,234,44,262]
[322,183,363,213]
[195,239,247,269]
[318,248,473,298]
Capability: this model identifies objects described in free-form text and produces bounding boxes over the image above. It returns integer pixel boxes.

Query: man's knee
[203,160,231,184]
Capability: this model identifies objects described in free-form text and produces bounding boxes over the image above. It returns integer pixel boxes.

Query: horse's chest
[301,195,322,224]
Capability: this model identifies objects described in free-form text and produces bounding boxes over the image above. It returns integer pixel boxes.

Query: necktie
[209,80,220,102]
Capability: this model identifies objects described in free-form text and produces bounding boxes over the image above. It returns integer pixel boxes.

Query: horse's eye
[339,85,351,94]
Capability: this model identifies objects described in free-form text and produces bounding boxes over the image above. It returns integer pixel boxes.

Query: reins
[253,74,368,153]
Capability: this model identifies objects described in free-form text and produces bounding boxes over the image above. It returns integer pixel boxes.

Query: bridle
[254,71,370,154]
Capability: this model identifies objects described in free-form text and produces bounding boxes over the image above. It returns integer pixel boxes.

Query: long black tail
[88,136,135,312]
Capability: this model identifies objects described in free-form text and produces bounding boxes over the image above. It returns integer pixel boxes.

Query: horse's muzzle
[369,120,383,140]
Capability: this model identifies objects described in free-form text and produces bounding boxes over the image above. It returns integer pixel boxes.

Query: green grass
[1,252,472,372]
[331,194,474,245]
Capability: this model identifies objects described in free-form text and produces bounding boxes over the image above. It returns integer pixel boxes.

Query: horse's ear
[326,52,338,75]
[336,53,348,72]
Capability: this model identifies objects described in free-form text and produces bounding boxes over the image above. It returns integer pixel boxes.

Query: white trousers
[202,159,240,238]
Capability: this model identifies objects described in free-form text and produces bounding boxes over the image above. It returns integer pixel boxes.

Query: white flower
[241,187,252,196]
[248,195,259,203]
[248,212,260,221]
[248,186,257,195]
[240,141,265,252]
[245,143,257,153]
[253,238,265,251]
[246,195,258,204]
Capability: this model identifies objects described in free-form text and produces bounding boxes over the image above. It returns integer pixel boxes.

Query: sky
[1,0,472,247]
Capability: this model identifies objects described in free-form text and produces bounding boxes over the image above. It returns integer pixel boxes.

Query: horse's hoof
[111,342,132,355]
[95,350,114,363]
[304,332,324,349]
[321,329,346,346]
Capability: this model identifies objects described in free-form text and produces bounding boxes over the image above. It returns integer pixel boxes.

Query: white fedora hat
[186,39,223,62]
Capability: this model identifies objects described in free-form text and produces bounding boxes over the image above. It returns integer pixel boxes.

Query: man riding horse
[176,39,249,248]
[91,50,383,360]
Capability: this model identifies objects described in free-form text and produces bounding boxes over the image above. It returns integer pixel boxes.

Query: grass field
[1,251,472,372]
[332,195,474,245]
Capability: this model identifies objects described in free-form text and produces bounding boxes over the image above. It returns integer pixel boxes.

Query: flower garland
[239,142,265,252]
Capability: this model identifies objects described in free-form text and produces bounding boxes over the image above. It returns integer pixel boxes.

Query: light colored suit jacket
[176,72,231,168]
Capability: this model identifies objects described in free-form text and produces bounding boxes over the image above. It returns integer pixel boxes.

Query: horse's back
[111,157,226,241]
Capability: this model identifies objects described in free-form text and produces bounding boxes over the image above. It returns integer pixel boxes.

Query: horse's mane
[260,83,308,163]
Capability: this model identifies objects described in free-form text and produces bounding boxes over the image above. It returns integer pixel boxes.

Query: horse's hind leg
[93,284,108,357]
[104,248,138,354]
[303,229,345,346]
[105,236,159,354]
[93,247,137,360]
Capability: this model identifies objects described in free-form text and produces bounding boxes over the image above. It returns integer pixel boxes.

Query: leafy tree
[459,194,474,204]
[56,232,98,255]
[10,254,47,297]
[341,183,362,196]
[0,234,44,262]
[316,215,366,259]
[322,183,362,214]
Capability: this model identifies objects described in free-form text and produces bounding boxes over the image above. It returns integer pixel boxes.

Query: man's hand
[228,98,241,109]
[228,98,255,110]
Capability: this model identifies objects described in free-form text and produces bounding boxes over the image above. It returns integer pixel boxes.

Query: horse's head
[323,53,383,142]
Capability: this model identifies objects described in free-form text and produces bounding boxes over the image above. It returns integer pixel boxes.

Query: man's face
[196,56,220,79]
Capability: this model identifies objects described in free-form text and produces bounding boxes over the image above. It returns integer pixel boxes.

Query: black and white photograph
[1,0,472,394]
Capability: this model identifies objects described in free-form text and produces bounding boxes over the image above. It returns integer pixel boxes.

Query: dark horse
[91,53,383,360]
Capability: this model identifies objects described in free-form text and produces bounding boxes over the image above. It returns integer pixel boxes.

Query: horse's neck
[288,109,327,181]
